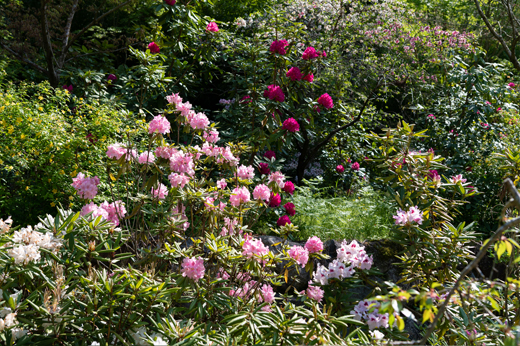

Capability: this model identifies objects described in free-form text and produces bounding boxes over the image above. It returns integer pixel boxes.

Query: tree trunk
[40,0,60,87]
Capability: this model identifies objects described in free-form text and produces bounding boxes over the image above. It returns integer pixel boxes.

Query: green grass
[291,184,396,242]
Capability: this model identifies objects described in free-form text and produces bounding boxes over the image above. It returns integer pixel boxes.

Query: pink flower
[305,236,323,253]
[190,112,210,130]
[283,202,296,216]
[336,165,344,173]
[107,144,126,159]
[253,184,271,201]
[164,0,176,4]
[71,173,100,199]
[268,171,286,188]
[264,150,276,160]
[320,51,327,58]
[206,22,219,32]
[259,284,275,303]
[236,165,255,180]
[286,67,303,81]
[242,238,269,261]
[303,73,314,82]
[497,107,502,112]
[282,118,300,132]
[427,114,436,120]
[509,82,516,88]
[151,183,169,200]
[149,115,171,134]
[269,39,289,55]
[259,162,270,175]
[166,92,183,105]
[277,215,291,226]
[351,162,360,171]
[230,186,251,207]
[168,173,190,188]
[317,93,334,109]
[217,179,227,189]
[288,245,309,266]
[81,202,108,221]
[203,129,220,143]
[393,206,423,226]
[155,146,176,159]
[99,200,127,226]
[269,193,282,207]
[283,181,295,195]
[240,95,252,104]
[264,85,285,102]
[302,47,319,60]
[450,174,467,184]
[306,284,324,302]
[148,42,160,54]
[181,257,205,281]
[138,151,156,164]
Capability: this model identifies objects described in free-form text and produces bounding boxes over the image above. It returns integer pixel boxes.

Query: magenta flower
[509,82,516,88]
[427,114,436,120]
[288,245,309,266]
[148,42,160,54]
[164,0,176,4]
[258,162,270,175]
[264,85,285,102]
[107,74,117,81]
[305,236,323,253]
[303,73,314,82]
[181,257,205,281]
[317,93,334,109]
[149,115,171,134]
[283,202,296,216]
[62,84,73,93]
[277,215,291,226]
[320,51,327,58]
[283,181,295,195]
[351,162,360,171]
[282,118,300,132]
[268,193,281,207]
[286,67,303,81]
[240,95,252,104]
[206,22,219,32]
[269,39,289,55]
[264,150,276,160]
[302,46,319,60]
[336,165,344,173]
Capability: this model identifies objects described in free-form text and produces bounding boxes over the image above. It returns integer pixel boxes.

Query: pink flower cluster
[277,215,291,226]
[168,173,190,188]
[317,93,334,109]
[303,73,314,82]
[351,162,360,171]
[270,40,289,55]
[181,257,205,282]
[283,181,295,195]
[288,245,309,267]
[106,143,137,161]
[351,300,393,330]
[450,174,467,184]
[71,173,100,199]
[236,165,255,180]
[151,183,169,200]
[230,186,250,207]
[138,151,156,164]
[206,22,219,32]
[268,193,281,207]
[284,202,296,216]
[282,118,300,132]
[220,217,239,236]
[189,112,210,130]
[242,238,269,262]
[148,42,160,54]
[80,200,126,226]
[302,47,319,60]
[393,206,423,226]
[306,284,324,302]
[336,165,345,173]
[305,236,323,253]
[203,129,220,143]
[253,184,271,201]
[287,67,303,81]
[268,171,286,189]
[149,115,171,135]
[264,85,285,102]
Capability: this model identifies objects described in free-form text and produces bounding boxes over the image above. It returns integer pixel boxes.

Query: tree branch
[40,0,59,86]
[58,0,80,69]
[0,42,47,74]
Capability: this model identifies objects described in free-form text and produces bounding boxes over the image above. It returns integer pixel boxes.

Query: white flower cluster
[312,240,373,285]
[351,300,395,330]
[7,225,62,265]
[0,305,27,340]
[129,326,168,345]
[0,216,13,234]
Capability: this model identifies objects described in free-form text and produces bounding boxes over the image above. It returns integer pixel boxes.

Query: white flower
[4,312,17,328]
[370,330,385,340]
[0,307,12,318]
[8,244,41,265]
[11,328,27,341]
[0,318,4,332]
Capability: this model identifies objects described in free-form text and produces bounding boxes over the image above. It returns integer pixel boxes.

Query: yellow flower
[52,189,57,194]
[38,96,43,100]
[50,202,56,207]
[38,107,43,111]
[69,196,73,200]
[20,134,25,140]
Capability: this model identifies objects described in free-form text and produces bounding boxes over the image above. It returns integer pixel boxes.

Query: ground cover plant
[3,0,520,345]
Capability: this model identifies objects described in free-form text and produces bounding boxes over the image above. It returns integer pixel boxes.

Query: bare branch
[0,42,47,74]
[58,0,80,68]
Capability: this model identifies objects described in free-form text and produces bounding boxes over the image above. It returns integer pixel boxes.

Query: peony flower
[351,162,360,171]
[148,42,160,54]
[264,85,285,102]
[138,151,156,164]
[181,257,205,281]
[303,73,314,82]
[151,184,169,200]
[302,46,319,60]
[149,115,171,134]
[305,236,323,253]
[283,181,295,195]
[258,162,270,175]
[288,245,309,266]
[230,186,250,207]
[286,67,303,81]
[268,193,281,207]
[253,184,271,201]
[317,93,334,109]
[282,118,300,132]
[264,150,276,160]
[277,215,291,226]
[206,22,219,32]
[269,39,289,55]
[336,165,344,173]
[283,202,296,216]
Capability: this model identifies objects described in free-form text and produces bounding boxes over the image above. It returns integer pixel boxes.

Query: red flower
[264,85,285,102]
[303,73,314,82]
[317,93,334,109]
[351,162,360,171]
[277,215,291,226]
[282,118,300,132]
[259,162,270,175]
[269,193,281,207]
[148,42,160,54]
[302,47,319,60]
[284,202,296,216]
[286,67,303,81]
[269,40,289,55]
[283,181,295,195]
[336,165,344,173]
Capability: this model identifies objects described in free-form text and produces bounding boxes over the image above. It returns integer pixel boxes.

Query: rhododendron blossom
[302,46,319,60]
[242,238,269,261]
[286,67,303,81]
[305,236,323,253]
[283,181,295,194]
[258,162,270,175]
[259,284,275,304]
[284,202,296,216]
[264,150,276,160]
[99,200,127,226]
[148,42,160,54]
[164,0,176,5]
[277,215,291,226]
[450,174,467,184]
[264,85,285,102]
[282,118,300,132]
[166,92,182,105]
[269,39,289,55]
[393,206,423,226]
[306,284,324,302]
[138,151,156,164]
[268,193,282,207]
[106,143,126,160]
[216,179,227,189]
[288,245,309,266]
[317,93,334,109]
[269,171,286,188]
[230,187,250,207]
[149,115,171,134]
[351,162,360,171]
[181,257,205,281]
[206,22,219,32]
[203,129,220,143]
[253,184,271,201]
[303,73,314,82]
[81,202,109,221]
[168,173,191,188]
[71,173,100,199]
[151,184,169,200]
[236,165,255,180]
[336,165,344,173]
